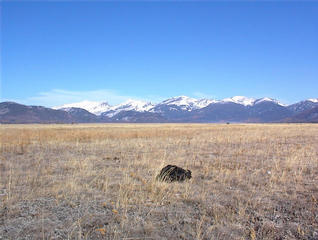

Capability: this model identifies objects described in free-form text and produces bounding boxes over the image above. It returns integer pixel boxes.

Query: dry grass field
[0,123,318,240]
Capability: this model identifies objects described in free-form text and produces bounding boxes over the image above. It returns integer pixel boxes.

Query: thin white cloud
[2,89,221,107]
[8,89,150,107]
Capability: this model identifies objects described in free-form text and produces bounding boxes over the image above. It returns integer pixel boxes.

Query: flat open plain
[0,124,317,239]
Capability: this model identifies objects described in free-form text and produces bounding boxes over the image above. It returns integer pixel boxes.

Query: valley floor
[0,123,318,239]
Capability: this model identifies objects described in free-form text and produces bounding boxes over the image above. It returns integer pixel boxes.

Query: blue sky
[1,1,318,106]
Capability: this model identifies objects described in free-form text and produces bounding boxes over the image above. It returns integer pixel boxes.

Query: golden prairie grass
[0,123,317,239]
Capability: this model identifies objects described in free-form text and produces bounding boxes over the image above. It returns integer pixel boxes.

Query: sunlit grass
[0,123,317,239]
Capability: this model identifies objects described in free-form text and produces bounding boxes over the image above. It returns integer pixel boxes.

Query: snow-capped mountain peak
[162,96,197,106]
[102,99,155,118]
[111,99,154,112]
[160,96,217,111]
[53,100,111,115]
[308,98,318,103]
[222,96,255,106]
[254,97,285,106]
[195,99,219,108]
[220,96,285,106]
[53,95,303,119]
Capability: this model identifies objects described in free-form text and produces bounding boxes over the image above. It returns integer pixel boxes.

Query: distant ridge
[53,95,287,116]
[284,105,318,123]
[1,96,318,123]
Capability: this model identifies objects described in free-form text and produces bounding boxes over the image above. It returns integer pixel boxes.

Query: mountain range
[1,96,318,123]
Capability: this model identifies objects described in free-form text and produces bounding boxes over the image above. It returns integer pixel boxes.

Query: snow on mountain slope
[161,96,197,106]
[287,99,318,113]
[53,101,111,115]
[254,97,285,106]
[54,95,289,117]
[308,98,318,103]
[221,96,284,106]
[103,99,155,117]
[221,96,255,106]
[112,99,154,112]
[196,99,218,108]
[159,96,217,111]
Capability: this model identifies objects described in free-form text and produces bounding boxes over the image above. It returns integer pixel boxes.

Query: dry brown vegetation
[0,123,318,239]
